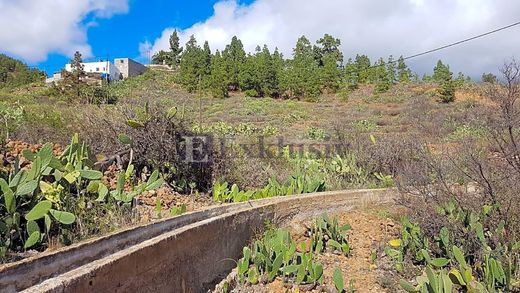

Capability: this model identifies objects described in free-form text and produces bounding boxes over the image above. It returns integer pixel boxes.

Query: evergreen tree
[432,60,452,82]
[315,34,343,93]
[397,56,411,83]
[481,73,497,83]
[0,54,44,88]
[439,78,456,103]
[240,45,280,97]
[152,30,183,67]
[179,35,206,93]
[62,51,86,98]
[373,57,391,93]
[343,58,358,90]
[70,51,85,82]
[151,50,171,65]
[201,41,212,88]
[315,34,343,65]
[386,55,397,84]
[223,36,246,91]
[209,50,229,98]
[270,48,285,98]
[454,72,466,87]
[283,36,321,100]
[239,49,261,97]
[169,30,183,67]
[354,54,371,84]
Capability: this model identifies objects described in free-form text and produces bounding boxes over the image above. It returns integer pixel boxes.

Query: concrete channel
[0,188,397,293]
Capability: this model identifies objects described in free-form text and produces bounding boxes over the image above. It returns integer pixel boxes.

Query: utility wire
[402,20,520,62]
[345,20,520,75]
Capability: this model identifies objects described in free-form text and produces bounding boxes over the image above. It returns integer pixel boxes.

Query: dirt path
[217,206,403,293]
[272,207,401,292]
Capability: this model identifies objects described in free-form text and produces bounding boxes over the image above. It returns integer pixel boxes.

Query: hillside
[0,54,44,88]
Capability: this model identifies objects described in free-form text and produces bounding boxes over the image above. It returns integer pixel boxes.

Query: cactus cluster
[310,214,351,256]
[0,134,165,256]
[236,215,353,291]
[389,199,520,292]
[212,174,326,203]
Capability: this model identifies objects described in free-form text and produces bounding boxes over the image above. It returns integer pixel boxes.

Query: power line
[402,20,520,62]
[345,20,520,75]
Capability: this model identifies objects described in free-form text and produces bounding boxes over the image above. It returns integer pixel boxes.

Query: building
[114,58,147,79]
[65,60,121,81]
[46,58,146,85]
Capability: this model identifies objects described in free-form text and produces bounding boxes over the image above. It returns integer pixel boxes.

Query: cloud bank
[0,0,129,63]
[143,0,520,76]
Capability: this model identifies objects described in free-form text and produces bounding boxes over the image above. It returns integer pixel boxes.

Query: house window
[120,60,124,63]
[103,67,106,71]
[96,67,99,71]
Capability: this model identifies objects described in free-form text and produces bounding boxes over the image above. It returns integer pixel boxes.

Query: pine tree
[209,50,229,98]
[481,73,497,83]
[179,35,206,93]
[169,30,183,67]
[386,55,397,84]
[315,34,343,92]
[223,36,246,91]
[284,36,321,101]
[62,51,86,99]
[354,54,371,84]
[432,60,452,83]
[454,72,466,87]
[152,30,183,66]
[151,50,171,65]
[439,78,455,103]
[239,50,260,97]
[397,56,411,83]
[373,57,391,93]
[270,48,285,98]
[343,58,358,90]
[201,41,212,89]
[70,51,85,82]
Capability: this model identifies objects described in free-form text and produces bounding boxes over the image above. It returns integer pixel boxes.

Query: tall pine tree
[179,35,206,93]
[315,34,343,92]
[223,36,246,91]
[283,36,321,101]
[397,56,411,83]
[209,50,229,98]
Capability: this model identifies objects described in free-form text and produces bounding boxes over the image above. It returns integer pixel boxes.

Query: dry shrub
[396,60,520,256]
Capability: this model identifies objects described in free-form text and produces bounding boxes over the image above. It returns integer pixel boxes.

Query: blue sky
[34,0,252,75]
[2,0,520,77]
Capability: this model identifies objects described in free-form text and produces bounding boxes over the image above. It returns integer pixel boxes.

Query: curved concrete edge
[0,200,275,292]
[1,188,397,293]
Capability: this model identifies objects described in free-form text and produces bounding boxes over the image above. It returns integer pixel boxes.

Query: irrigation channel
[0,188,396,293]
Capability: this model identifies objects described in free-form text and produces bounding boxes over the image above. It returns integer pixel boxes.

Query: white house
[64,60,121,81]
[46,58,146,85]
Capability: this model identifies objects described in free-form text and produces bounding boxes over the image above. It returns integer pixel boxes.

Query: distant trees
[482,72,497,83]
[153,33,472,102]
[0,54,44,88]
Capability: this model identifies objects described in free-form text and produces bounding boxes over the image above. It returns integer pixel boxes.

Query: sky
[1,0,520,78]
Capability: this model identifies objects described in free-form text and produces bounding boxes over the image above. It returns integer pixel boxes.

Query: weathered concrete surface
[0,188,397,293]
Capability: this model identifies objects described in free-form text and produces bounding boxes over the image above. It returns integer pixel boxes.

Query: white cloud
[143,0,520,76]
[0,0,129,63]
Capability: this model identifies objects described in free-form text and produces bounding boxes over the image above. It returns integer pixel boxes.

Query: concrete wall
[114,58,147,79]
[0,189,397,293]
